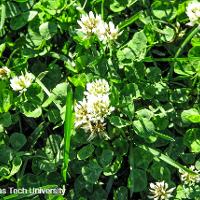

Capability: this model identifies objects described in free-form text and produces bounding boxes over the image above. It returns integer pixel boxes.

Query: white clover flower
[74,98,89,128]
[96,21,121,43]
[84,79,110,97]
[0,66,11,80]
[186,2,200,27]
[82,120,106,138]
[179,165,200,186]
[148,181,175,200]
[10,72,34,92]
[87,94,114,122]
[75,79,114,138]
[77,11,104,38]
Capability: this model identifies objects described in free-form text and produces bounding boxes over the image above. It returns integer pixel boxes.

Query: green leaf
[151,1,177,21]
[117,31,147,62]
[133,118,157,142]
[9,156,22,177]
[0,146,13,164]
[110,0,138,12]
[68,73,87,87]
[9,133,27,151]
[19,83,44,118]
[74,175,93,194]
[27,122,46,149]
[0,88,13,113]
[129,147,153,170]
[184,128,200,153]
[150,161,171,182]
[47,108,62,124]
[45,134,62,159]
[128,169,147,193]
[39,21,57,40]
[5,2,21,18]
[0,166,10,177]
[110,0,127,12]
[112,137,128,156]
[0,112,12,128]
[109,116,131,128]
[99,149,114,168]
[10,11,38,30]
[103,156,122,176]
[114,186,128,200]
[77,144,95,160]
[181,108,200,123]
[20,103,42,118]
[82,159,102,184]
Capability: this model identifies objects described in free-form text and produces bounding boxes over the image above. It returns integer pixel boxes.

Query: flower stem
[101,0,105,19]
[175,26,199,58]
[36,78,62,111]
[168,26,199,79]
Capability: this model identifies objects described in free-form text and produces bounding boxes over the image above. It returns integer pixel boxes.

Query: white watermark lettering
[0,186,66,195]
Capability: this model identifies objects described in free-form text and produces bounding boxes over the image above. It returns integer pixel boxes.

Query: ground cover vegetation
[0,0,200,199]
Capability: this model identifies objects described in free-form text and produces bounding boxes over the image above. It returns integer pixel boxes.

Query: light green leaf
[181,108,200,123]
[39,21,57,40]
[109,116,131,128]
[133,118,157,142]
[184,128,200,153]
[117,31,147,62]
[151,1,177,21]
[0,89,12,113]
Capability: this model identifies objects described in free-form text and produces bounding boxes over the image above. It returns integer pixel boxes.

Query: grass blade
[119,11,142,30]
[0,3,6,30]
[138,145,197,175]
[143,56,200,62]
[62,84,73,182]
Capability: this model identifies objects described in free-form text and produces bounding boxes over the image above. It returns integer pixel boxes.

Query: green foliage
[0,0,200,199]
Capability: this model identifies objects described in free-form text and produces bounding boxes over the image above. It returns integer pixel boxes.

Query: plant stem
[168,26,199,79]
[143,57,199,62]
[101,0,105,19]
[175,26,199,58]
[82,0,87,9]
[36,78,62,111]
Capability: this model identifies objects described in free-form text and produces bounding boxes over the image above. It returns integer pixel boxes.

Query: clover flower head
[186,1,200,27]
[87,94,114,122]
[77,11,120,43]
[148,181,175,200]
[179,165,200,186]
[77,11,103,38]
[75,79,114,139]
[97,21,121,43]
[0,66,11,80]
[10,72,34,92]
[82,120,106,139]
[84,79,110,96]
[74,98,89,128]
